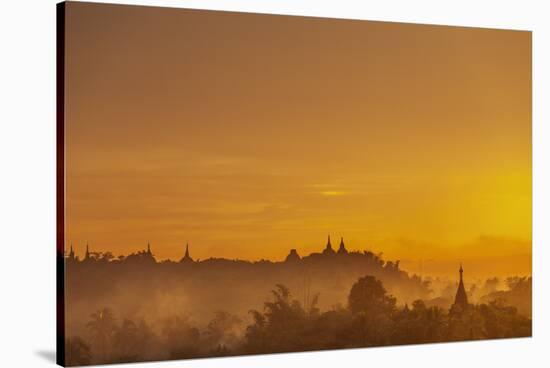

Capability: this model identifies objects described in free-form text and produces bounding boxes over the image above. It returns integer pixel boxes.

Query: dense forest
[61,243,532,366]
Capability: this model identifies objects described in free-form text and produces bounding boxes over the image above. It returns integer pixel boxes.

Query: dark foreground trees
[111,319,156,363]
[65,336,91,366]
[242,276,531,353]
[85,307,116,363]
[347,276,397,346]
[244,284,316,353]
[67,275,531,365]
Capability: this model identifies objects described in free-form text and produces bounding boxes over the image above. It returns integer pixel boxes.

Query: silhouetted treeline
[63,245,432,343]
[479,276,532,317]
[64,275,531,366]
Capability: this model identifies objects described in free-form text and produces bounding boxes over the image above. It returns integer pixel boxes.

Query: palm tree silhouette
[86,307,116,361]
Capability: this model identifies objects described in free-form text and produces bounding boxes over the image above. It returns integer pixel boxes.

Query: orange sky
[64,3,531,277]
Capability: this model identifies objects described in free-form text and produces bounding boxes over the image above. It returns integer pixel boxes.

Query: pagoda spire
[69,242,75,260]
[147,241,151,254]
[338,237,348,254]
[180,242,194,263]
[323,234,335,255]
[85,241,90,260]
[453,263,469,309]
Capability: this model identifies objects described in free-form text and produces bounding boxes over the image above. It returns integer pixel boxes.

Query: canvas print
[56,2,532,366]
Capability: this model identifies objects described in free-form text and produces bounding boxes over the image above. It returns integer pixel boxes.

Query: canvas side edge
[56,2,66,366]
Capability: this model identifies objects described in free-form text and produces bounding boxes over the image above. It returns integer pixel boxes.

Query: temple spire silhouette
[453,263,469,309]
[85,241,90,260]
[147,241,152,255]
[180,242,194,263]
[338,237,348,254]
[323,235,335,255]
[67,242,76,261]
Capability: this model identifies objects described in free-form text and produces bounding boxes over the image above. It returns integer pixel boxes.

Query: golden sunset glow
[64,3,531,277]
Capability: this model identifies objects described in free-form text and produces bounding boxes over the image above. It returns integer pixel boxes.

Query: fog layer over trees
[62,242,531,366]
